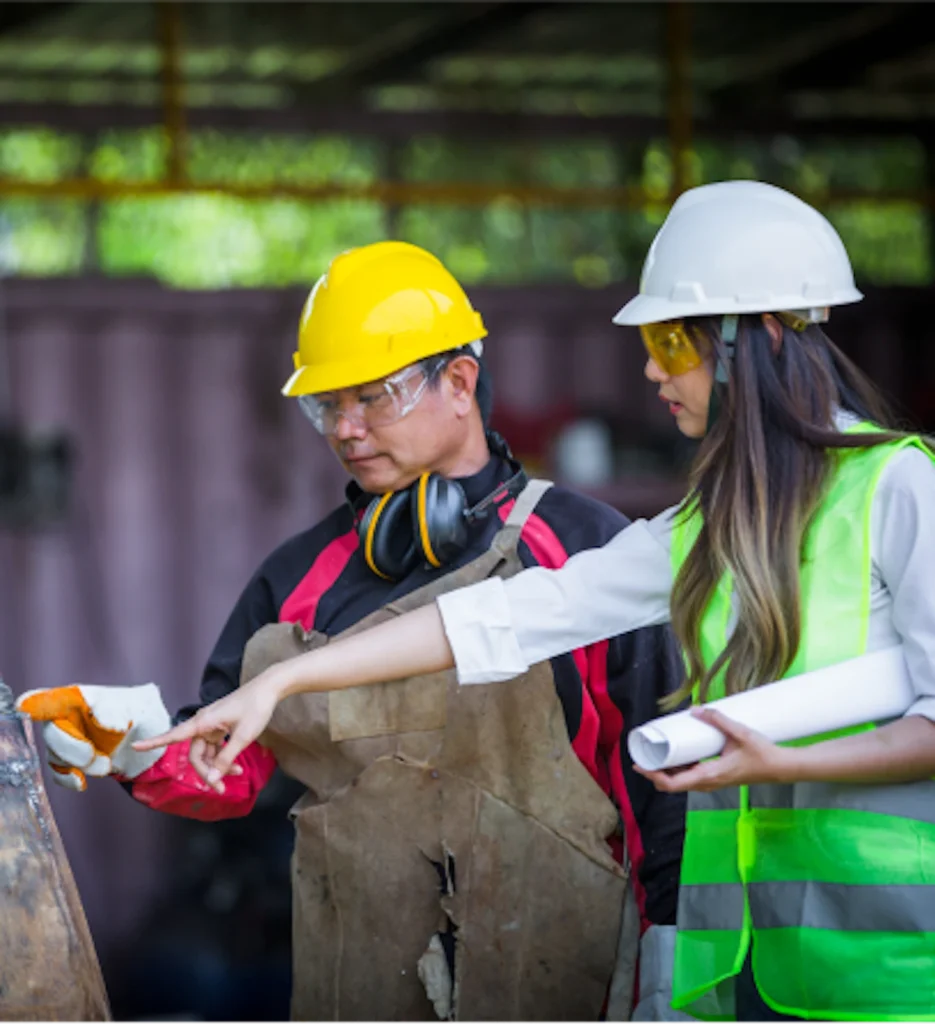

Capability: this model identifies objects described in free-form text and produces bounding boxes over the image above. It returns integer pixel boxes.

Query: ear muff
[357,439,524,581]
[412,472,469,568]
[359,489,420,581]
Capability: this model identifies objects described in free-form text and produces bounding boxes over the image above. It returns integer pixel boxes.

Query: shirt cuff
[436,577,530,685]
[905,695,935,723]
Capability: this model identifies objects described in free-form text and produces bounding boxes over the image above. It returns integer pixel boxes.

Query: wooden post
[666,0,693,200]
[159,1,187,186]
[0,680,111,1021]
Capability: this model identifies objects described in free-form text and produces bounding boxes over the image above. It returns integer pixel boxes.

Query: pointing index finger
[132,718,200,751]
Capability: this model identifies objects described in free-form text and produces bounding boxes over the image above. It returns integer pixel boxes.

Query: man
[19,242,685,1020]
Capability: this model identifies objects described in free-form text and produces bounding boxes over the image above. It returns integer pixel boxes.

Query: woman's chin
[675,410,706,439]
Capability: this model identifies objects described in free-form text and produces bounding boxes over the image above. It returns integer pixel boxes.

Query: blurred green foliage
[0,125,931,288]
[97,195,384,288]
[0,199,87,276]
[396,136,641,287]
[0,126,83,181]
[90,129,167,182]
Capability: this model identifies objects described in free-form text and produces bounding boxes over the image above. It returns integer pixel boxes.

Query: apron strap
[505,478,553,528]
[491,478,553,557]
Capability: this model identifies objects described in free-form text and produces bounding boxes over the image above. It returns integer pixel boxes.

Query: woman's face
[644,348,714,438]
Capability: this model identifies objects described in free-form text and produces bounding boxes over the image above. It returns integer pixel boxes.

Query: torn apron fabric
[241,480,629,1021]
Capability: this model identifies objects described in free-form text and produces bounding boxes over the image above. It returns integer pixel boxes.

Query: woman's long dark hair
[665,314,925,709]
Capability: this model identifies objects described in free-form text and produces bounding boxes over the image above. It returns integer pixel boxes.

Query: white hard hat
[613,181,863,327]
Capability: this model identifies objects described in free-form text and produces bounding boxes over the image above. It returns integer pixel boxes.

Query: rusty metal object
[0,679,111,1022]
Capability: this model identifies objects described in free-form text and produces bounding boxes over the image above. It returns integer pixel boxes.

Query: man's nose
[333,409,368,442]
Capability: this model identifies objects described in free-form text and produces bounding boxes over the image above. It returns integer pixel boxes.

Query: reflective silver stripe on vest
[748,779,935,825]
[749,881,935,932]
[688,789,741,813]
[679,880,935,934]
[678,883,745,931]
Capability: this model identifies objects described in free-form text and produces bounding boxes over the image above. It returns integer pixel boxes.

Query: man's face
[313,357,480,493]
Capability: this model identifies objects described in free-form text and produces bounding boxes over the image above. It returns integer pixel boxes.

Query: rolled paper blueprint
[628,645,915,771]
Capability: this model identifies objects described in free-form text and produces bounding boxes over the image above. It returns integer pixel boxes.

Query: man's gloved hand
[16,683,172,792]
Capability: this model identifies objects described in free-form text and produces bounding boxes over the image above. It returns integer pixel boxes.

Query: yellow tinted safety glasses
[639,321,705,377]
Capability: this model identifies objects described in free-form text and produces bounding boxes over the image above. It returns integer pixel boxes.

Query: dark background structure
[1,2,933,1019]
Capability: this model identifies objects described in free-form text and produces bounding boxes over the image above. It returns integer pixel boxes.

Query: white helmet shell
[613,181,863,327]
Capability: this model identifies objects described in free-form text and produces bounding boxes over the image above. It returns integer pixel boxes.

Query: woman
[140,181,935,1022]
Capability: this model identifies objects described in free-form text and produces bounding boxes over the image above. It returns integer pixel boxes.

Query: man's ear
[762,314,784,354]
[444,356,480,416]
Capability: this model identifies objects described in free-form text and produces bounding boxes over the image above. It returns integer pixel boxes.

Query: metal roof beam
[298,2,554,99]
[3,174,935,210]
[717,2,930,99]
[1,101,933,143]
[0,2,74,39]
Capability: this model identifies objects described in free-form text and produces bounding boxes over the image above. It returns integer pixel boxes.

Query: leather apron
[240,481,628,1020]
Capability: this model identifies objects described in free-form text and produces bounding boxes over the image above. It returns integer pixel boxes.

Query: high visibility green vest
[670,428,935,1022]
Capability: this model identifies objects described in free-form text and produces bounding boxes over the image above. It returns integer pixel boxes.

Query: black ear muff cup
[354,432,527,582]
[412,474,469,568]
[359,490,419,581]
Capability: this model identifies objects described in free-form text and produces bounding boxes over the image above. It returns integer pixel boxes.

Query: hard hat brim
[281,329,488,397]
[613,288,864,327]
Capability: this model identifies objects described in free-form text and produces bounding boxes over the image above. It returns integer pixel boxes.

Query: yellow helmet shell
[282,241,487,396]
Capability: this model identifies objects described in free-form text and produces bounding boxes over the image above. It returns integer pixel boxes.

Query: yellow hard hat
[282,241,488,396]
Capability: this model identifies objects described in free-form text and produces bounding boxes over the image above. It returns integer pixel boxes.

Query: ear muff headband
[363,491,395,580]
[416,472,443,568]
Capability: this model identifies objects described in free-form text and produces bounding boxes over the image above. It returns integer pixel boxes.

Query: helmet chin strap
[706,314,739,434]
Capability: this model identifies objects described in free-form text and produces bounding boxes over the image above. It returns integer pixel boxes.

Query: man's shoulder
[517,481,630,564]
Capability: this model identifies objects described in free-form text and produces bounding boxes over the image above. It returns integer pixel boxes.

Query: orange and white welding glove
[16,683,172,792]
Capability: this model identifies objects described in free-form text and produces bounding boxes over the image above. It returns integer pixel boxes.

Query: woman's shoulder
[869,442,935,581]
[871,443,935,554]
[877,442,935,498]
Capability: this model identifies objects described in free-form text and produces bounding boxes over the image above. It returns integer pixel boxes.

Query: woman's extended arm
[135,602,453,789]
[438,514,674,682]
[276,602,454,697]
[136,513,676,788]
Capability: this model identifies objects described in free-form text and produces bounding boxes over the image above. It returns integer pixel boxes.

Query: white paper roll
[627,645,916,771]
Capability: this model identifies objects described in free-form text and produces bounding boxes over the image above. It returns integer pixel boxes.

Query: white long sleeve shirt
[437,446,935,722]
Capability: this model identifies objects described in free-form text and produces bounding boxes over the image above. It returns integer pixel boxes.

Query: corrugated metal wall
[0,281,341,953]
[0,276,658,961]
[0,275,918,969]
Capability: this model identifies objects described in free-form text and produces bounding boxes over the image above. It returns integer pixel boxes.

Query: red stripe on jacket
[499,500,602,783]
[280,529,359,630]
[589,643,649,930]
[499,499,643,898]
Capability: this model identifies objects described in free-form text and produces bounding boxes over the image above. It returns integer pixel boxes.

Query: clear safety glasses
[639,321,706,377]
[298,362,438,436]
